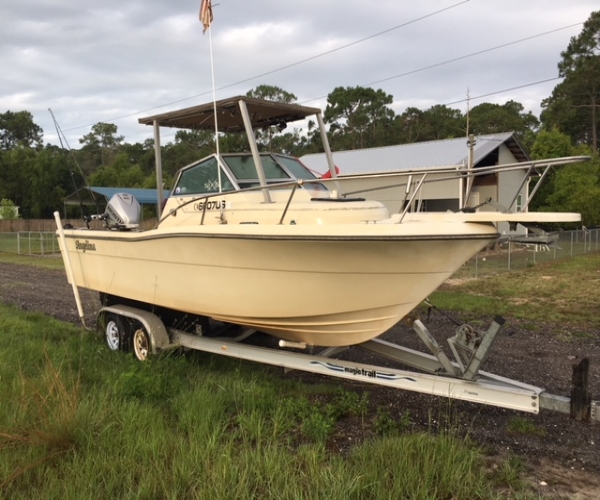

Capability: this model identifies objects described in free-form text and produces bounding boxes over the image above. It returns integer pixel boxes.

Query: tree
[420,105,466,141]
[121,141,157,176]
[0,199,19,220]
[396,105,465,143]
[396,107,425,143]
[26,149,71,218]
[79,122,124,168]
[0,111,43,150]
[245,85,299,151]
[529,129,599,225]
[541,156,600,226]
[0,147,37,216]
[541,11,600,151]
[160,130,216,182]
[528,128,576,211]
[469,101,539,143]
[88,153,146,188]
[324,86,395,149]
[530,128,575,160]
[246,85,297,103]
[174,129,214,158]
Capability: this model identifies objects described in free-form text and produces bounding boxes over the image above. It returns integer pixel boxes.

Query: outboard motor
[102,193,141,230]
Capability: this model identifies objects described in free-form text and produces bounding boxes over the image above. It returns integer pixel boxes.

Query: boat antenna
[462,89,473,208]
[48,108,101,226]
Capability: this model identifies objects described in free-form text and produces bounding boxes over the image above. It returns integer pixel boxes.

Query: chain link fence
[455,228,599,279]
[0,232,60,256]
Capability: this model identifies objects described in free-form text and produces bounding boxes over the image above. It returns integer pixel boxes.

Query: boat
[55,96,583,347]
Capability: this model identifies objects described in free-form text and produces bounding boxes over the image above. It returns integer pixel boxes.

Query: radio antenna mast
[48,108,101,224]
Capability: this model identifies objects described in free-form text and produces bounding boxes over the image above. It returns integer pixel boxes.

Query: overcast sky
[1,0,597,148]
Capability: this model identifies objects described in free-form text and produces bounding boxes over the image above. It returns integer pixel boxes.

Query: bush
[0,199,19,220]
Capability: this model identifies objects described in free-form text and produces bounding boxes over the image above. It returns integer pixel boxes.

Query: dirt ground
[1,260,599,499]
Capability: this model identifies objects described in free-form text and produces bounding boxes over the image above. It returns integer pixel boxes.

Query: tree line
[1,11,599,224]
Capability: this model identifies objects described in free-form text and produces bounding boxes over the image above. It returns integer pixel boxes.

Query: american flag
[199,0,213,33]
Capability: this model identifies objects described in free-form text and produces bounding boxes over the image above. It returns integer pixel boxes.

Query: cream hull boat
[58,216,498,346]
[56,96,582,347]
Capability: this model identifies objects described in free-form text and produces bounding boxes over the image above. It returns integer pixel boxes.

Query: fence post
[508,241,511,271]
[571,232,574,257]
[40,232,44,256]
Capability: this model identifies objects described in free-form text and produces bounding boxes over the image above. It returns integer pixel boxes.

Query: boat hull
[59,223,497,346]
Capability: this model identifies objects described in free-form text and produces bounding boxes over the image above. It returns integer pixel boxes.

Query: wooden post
[570,358,591,421]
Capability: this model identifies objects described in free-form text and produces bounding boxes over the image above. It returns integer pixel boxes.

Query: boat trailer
[97,304,599,422]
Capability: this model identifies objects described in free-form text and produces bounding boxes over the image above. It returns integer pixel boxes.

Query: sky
[1,0,598,149]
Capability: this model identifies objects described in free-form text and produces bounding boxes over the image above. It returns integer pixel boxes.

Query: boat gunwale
[60,231,499,243]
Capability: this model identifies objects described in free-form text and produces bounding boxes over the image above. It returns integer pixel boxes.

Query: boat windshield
[173,156,235,196]
[221,153,327,192]
[173,153,327,196]
[224,154,289,188]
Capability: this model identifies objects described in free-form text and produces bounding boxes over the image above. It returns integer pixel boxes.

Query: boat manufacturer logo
[194,200,227,211]
[75,240,97,252]
[105,204,124,225]
[204,180,219,191]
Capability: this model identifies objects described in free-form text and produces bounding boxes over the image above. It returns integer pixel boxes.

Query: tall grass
[0,304,530,499]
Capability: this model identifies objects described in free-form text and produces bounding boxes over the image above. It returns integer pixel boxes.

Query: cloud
[1,0,596,147]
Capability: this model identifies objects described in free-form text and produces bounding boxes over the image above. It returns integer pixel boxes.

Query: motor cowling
[103,193,141,230]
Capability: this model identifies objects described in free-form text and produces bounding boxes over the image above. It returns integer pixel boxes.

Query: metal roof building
[300,132,531,236]
[299,132,528,176]
[64,187,171,207]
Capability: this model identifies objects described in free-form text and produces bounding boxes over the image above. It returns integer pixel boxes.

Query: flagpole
[201,0,221,194]
[207,26,222,194]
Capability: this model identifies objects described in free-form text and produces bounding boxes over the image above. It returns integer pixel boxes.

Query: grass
[2,249,598,498]
[431,252,600,327]
[0,251,65,270]
[0,303,533,499]
[506,417,547,438]
[0,234,20,254]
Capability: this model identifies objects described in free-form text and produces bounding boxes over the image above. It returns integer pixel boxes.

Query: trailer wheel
[132,327,151,361]
[105,314,123,351]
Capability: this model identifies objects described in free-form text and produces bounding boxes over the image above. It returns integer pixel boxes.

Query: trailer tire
[105,314,124,351]
[132,326,151,361]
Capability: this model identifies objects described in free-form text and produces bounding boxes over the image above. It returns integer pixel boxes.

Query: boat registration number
[193,200,227,211]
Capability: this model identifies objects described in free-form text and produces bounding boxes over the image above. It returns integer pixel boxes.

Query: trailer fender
[98,305,171,354]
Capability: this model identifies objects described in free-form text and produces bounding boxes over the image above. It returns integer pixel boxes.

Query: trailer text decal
[75,240,97,252]
[310,361,417,383]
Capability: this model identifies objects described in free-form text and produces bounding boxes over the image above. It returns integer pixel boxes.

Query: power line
[443,76,563,106]
[62,15,584,137]
[206,0,472,94]
[368,23,581,87]
[63,1,470,131]
[300,22,583,105]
